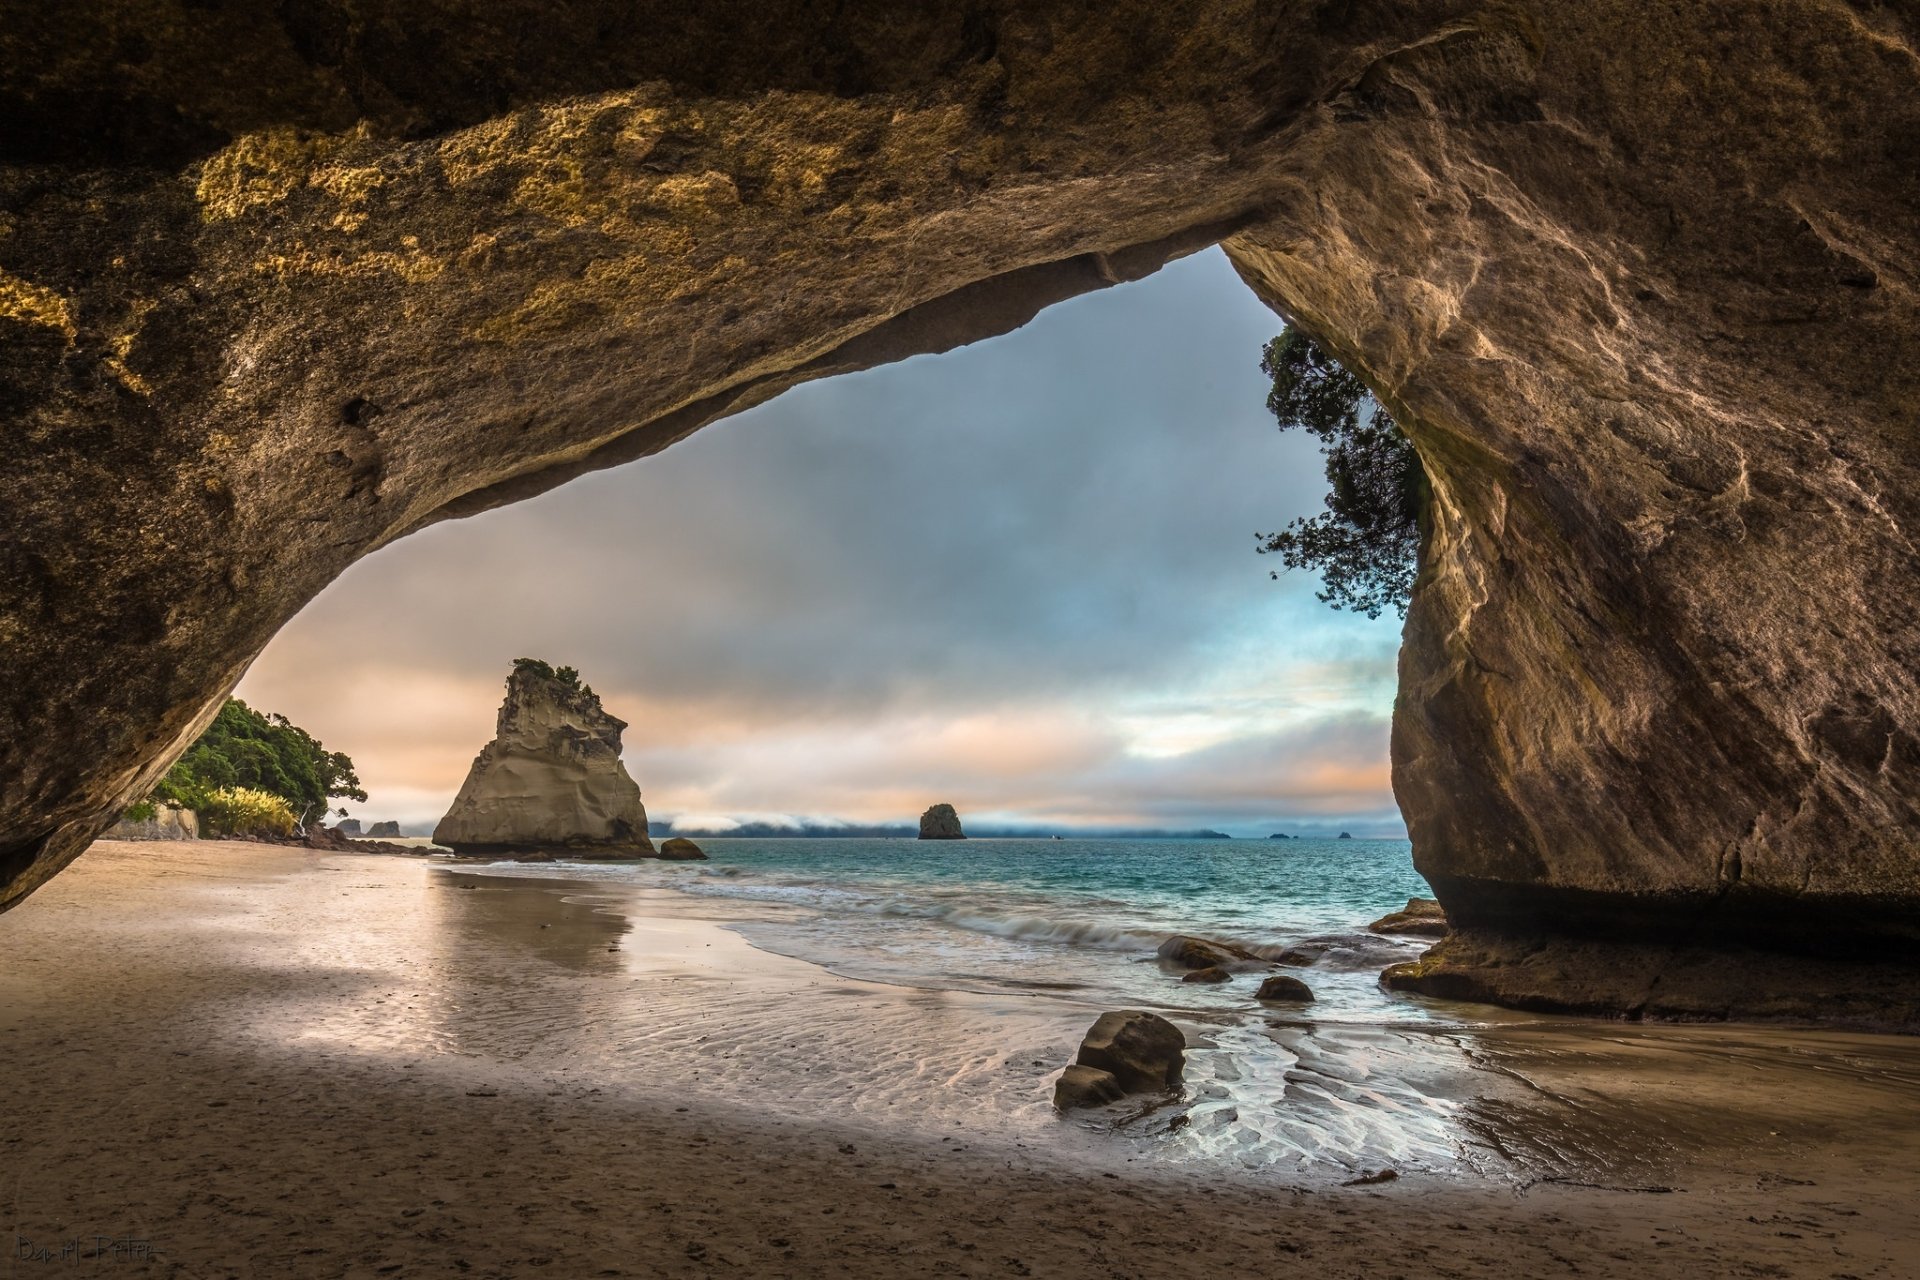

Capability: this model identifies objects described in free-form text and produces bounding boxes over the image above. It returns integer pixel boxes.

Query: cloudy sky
[237,247,1408,837]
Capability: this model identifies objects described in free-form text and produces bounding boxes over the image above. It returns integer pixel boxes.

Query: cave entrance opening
[237,247,1407,843]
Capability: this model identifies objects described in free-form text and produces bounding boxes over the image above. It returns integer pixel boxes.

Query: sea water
[468,836,1437,1020]
[454,836,1537,1173]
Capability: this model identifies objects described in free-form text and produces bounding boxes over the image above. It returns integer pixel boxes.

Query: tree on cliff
[1257,330,1426,619]
[151,699,366,823]
[512,656,591,696]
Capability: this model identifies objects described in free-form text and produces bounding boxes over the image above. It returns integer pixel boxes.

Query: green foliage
[198,787,297,839]
[1256,329,1426,619]
[150,698,366,823]
[512,657,592,697]
[121,799,157,823]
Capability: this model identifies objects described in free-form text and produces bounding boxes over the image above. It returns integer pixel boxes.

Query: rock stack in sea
[918,803,966,840]
[433,660,654,859]
[366,820,401,838]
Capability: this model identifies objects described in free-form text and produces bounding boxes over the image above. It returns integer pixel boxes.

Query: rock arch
[4,2,1918,1018]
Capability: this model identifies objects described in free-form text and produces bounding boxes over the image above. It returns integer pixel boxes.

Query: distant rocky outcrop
[918,804,965,840]
[335,818,364,837]
[1368,898,1450,939]
[365,820,401,838]
[1268,833,1290,840]
[658,837,707,861]
[1337,832,1354,840]
[433,661,654,859]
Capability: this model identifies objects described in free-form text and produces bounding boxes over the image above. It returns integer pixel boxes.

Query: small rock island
[434,659,655,859]
[918,803,966,840]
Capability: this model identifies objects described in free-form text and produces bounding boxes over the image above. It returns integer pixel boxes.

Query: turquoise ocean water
[480,835,1439,1022]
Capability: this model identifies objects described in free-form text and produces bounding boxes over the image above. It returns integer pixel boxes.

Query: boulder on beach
[1052,1064,1126,1111]
[918,803,966,840]
[658,837,708,861]
[433,660,655,859]
[1182,966,1232,984]
[1255,974,1316,1003]
[366,820,401,838]
[1073,1010,1185,1094]
[1156,934,1263,972]
[1367,897,1450,938]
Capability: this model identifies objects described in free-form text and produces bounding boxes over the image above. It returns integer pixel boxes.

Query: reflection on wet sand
[256,863,1920,1197]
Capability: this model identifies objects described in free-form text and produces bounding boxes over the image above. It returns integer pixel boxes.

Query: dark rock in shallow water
[1074,1011,1184,1094]
[1182,966,1231,984]
[1256,975,1315,1004]
[917,804,965,840]
[1276,933,1418,972]
[1368,897,1450,938]
[1382,933,1920,1027]
[658,837,707,860]
[1052,1064,1125,1111]
[1156,935,1263,972]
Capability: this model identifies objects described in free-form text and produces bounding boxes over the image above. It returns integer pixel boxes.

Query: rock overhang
[3,2,1919,1022]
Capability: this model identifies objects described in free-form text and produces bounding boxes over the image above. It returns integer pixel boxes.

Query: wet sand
[3,838,1919,1277]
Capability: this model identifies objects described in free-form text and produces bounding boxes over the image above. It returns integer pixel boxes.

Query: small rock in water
[1255,974,1316,1003]
[1072,1010,1185,1094]
[1182,966,1232,984]
[1343,1169,1399,1186]
[1052,1064,1126,1110]
[1156,934,1262,971]
[658,836,708,860]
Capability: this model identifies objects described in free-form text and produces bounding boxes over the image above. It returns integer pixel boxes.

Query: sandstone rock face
[433,666,653,858]
[107,805,198,842]
[917,804,965,841]
[1367,898,1450,939]
[4,4,1920,1021]
[1073,1011,1185,1094]
[1053,1063,1126,1111]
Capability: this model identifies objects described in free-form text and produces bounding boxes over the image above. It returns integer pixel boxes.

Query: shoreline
[4,839,1919,1276]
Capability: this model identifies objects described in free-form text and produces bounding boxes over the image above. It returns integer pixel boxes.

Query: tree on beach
[1256,329,1426,619]
[148,698,365,825]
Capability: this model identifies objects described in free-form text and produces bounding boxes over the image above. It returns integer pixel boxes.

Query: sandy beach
[5,839,1919,1278]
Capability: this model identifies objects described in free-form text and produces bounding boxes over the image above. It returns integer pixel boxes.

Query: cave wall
[5,2,1919,1017]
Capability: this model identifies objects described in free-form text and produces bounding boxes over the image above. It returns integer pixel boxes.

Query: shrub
[512,657,591,696]
[121,799,158,823]
[148,698,365,823]
[199,787,297,839]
